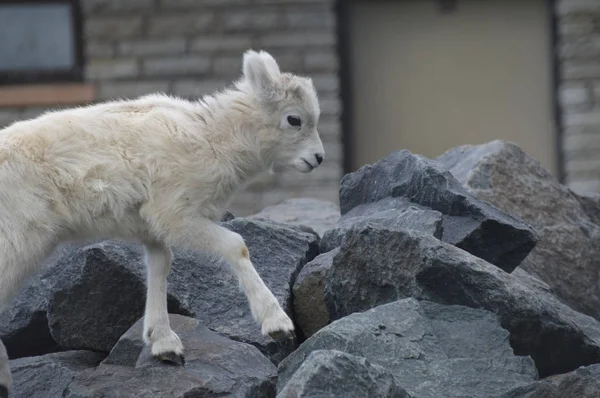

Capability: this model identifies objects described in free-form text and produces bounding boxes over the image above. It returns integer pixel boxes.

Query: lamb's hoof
[269,329,296,340]
[156,351,185,366]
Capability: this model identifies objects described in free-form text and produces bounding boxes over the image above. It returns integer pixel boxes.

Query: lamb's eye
[287,116,302,127]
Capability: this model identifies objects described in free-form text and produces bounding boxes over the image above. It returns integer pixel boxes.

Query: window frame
[0,0,84,85]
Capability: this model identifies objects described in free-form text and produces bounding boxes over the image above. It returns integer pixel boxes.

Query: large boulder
[323,224,600,378]
[0,339,10,398]
[167,218,319,364]
[9,351,104,398]
[247,197,340,237]
[436,140,600,321]
[0,243,81,359]
[337,150,537,272]
[320,203,443,253]
[277,350,411,398]
[502,364,600,397]
[278,298,537,398]
[65,315,277,398]
[47,218,318,364]
[292,249,337,338]
[46,242,190,353]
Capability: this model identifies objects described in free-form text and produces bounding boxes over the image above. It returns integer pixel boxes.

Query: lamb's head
[239,49,325,174]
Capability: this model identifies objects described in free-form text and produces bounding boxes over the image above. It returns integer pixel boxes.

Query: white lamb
[0,49,325,363]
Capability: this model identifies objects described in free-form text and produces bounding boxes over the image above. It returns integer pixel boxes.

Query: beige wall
[348,0,558,175]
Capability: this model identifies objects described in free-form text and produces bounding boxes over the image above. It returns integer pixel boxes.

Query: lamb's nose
[315,154,324,165]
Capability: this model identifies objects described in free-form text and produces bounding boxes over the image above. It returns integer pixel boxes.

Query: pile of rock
[3,140,600,397]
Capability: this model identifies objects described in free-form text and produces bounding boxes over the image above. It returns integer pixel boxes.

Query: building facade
[0,0,598,216]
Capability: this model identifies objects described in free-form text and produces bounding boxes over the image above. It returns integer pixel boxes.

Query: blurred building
[0,0,597,215]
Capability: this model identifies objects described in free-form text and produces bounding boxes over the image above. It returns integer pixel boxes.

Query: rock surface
[320,203,443,253]
[46,242,190,353]
[44,218,317,364]
[0,339,10,398]
[279,298,537,398]
[324,224,600,377]
[501,364,600,397]
[0,243,81,359]
[65,315,277,398]
[437,140,600,321]
[338,150,537,272]
[292,249,337,338]
[7,140,600,396]
[9,351,104,398]
[166,218,319,364]
[277,350,411,398]
[247,197,341,237]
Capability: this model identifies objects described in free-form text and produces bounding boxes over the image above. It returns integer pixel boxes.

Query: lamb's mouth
[302,159,315,171]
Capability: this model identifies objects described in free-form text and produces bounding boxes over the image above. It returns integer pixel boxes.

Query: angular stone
[339,150,537,272]
[420,300,515,360]
[436,140,600,321]
[103,314,199,367]
[278,299,537,398]
[9,351,104,398]
[276,350,411,398]
[46,242,191,354]
[320,201,443,253]
[323,224,600,378]
[248,197,341,237]
[0,339,10,397]
[46,219,317,364]
[292,249,337,338]
[573,191,600,224]
[0,244,81,359]
[502,364,600,398]
[65,315,277,398]
[166,218,319,364]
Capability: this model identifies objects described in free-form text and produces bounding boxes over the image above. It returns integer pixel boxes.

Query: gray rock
[323,224,600,378]
[500,364,600,397]
[0,243,82,359]
[572,191,600,225]
[46,242,190,353]
[278,298,537,398]
[320,203,443,253]
[247,197,340,237]
[167,218,319,364]
[277,350,411,398]
[420,300,515,359]
[339,149,537,272]
[104,313,199,367]
[437,140,600,320]
[65,314,277,398]
[0,339,10,398]
[9,350,104,398]
[47,219,318,365]
[292,249,337,338]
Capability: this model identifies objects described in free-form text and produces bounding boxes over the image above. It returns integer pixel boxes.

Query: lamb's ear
[243,50,282,100]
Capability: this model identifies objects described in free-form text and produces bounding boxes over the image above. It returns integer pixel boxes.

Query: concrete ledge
[0,83,96,108]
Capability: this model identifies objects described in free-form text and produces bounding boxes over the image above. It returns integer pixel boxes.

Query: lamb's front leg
[142,242,184,364]
[164,219,295,340]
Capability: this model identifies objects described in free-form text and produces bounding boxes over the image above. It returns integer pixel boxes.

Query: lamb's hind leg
[142,242,184,364]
